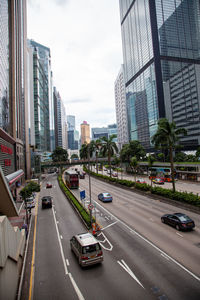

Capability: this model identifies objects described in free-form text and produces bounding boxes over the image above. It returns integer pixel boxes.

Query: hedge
[84,166,200,207]
[58,175,91,228]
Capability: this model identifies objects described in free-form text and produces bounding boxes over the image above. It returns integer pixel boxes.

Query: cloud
[27,0,122,130]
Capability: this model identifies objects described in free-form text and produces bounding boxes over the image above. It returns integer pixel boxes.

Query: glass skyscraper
[119,0,200,150]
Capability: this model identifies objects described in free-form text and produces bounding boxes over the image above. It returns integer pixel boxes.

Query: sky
[27,0,123,131]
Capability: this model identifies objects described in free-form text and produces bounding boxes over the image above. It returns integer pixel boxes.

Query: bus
[149,167,176,182]
[65,170,79,189]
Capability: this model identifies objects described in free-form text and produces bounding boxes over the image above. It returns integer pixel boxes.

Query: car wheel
[161,218,165,223]
[176,224,180,231]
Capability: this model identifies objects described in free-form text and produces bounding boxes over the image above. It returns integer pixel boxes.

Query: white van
[70,232,103,267]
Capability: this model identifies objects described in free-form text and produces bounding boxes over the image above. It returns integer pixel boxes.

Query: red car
[136,178,147,184]
[46,182,52,188]
[152,178,164,185]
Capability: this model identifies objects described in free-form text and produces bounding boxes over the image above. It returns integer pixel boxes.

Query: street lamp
[87,146,93,227]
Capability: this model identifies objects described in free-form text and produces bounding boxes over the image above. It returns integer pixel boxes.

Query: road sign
[80,190,86,200]
[88,204,94,210]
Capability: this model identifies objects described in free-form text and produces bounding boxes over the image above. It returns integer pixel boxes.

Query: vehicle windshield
[178,215,191,222]
[105,193,111,197]
[82,243,101,254]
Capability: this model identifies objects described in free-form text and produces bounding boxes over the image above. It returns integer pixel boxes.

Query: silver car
[70,232,103,267]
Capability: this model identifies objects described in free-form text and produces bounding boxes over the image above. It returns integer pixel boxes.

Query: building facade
[119,0,200,151]
[114,65,128,149]
[80,121,90,145]
[91,127,108,140]
[0,0,27,196]
[28,40,51,152]
[54,87,68,149]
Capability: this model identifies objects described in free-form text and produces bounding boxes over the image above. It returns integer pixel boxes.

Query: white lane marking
[68,273,85,300]
[94,200,200,282]
[101,221,118,231]
[104,216,110,220]
[57,221,59,224]
[149,218,154,222]
[52,207,68,275]
[60,235,63,239]
[52,208,85,299]
[97,232,113,251]
[176,232,183,238]
[66,259,69,266]
[117,259,144,289]
[161,253,170,261]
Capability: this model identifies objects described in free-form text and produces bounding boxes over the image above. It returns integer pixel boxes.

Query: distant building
[54,87,67,149]
[81,121,90,145]
[114,65,128,149]
[91,127,108,140]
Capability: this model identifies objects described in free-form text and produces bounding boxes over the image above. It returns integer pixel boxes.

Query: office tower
[81,121,90,145]
[28,40,52,152]
[114,65,128,149]
[108,124,118,143]
[91,127,108,140]
[119,0,200,151]
[0,0,27,186]
[67,115,75,131]
[54,87,68,149]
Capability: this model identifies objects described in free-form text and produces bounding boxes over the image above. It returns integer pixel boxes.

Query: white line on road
[161,253,170,261]
[60,235,63,239]
[52,207,85,299]
[117,259,144,289]
[94,200,200,282]
[101,221,118,231]
[66,259,69,266]
[68,273,85,300]
[97,232,113,251]
[52,208,68,275]
[176,232,183,238]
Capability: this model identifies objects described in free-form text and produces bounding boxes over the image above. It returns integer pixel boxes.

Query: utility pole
[87,145,92,227]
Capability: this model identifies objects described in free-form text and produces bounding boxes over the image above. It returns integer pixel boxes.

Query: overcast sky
[27,0,123,131]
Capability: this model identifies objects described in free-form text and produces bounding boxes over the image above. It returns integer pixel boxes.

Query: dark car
[46,182,52,188]
[98,193,112,202]
[79,172,85,179]
[161,213,195,231]
[152,178,164,184]
[42,196,52,209]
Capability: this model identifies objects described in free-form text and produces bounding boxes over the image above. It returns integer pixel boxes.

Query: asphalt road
[26,172,200,300]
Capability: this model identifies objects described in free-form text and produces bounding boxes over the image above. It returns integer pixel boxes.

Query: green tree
[19,181,40,200]
[71,154,79,160]
[120,140,145,164]
[51,147,68,173]
[89,139,102,174]
[100,135,118,176]
[152,118,187,192]
[174,152,187,162]
[130,156,138,183]
[147,154,156,187]
[80,142,89,160]
[196,147,200,160]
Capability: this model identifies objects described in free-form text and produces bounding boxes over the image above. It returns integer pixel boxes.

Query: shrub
[58,175,91,227]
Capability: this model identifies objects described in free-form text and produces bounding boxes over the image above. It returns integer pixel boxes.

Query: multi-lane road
[24,172,200,300]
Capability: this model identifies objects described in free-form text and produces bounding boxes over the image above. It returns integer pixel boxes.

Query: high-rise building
[54,87,68,149]
[91,127,108,140]
[81,121,90,145]
[119,0,200,151]
[0,0,27,196]
[114,65,128,149]
[28,40,51,152]
[67,115,75,131]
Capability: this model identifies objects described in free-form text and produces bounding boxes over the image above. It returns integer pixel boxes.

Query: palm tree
[152,118,187,192]
[89,139,102,174]
[130,156,138,183]
[100,135,118,176]
[80,142,89,160]
[147,154,156,187]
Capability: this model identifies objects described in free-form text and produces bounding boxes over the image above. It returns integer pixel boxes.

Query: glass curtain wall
[0,0,9,131]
